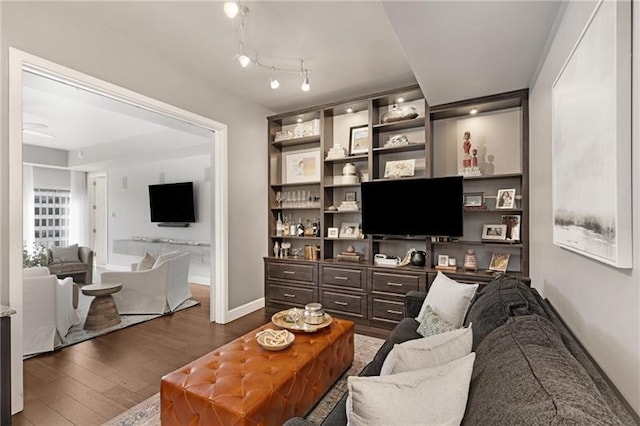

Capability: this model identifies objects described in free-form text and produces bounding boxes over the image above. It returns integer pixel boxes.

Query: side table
[1,305,16,425]
[81,283,122,330]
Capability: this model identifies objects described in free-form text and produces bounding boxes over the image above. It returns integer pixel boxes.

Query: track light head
[270,68,280,89]
[224,1,239,18]
[238,54,251,68]
[301,68,310,92]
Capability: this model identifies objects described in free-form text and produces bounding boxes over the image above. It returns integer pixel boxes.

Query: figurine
[464,249,478,271]
[462,131,472,168]
[471,149,478,167]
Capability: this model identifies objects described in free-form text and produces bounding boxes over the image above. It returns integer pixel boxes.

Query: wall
[23,144,68,168]
[32,166,70,190]
[107,155,211,282]
[529,0,639,415]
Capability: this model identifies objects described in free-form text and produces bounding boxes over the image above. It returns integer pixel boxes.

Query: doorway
[9,48,229,414]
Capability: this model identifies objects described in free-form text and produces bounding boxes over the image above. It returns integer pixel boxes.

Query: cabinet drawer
[370,271,422,295]
[321,290,367,318]
[320,266,365,291]
[371,297,405,323]
[266,282,316,306]
[267,262,316,284]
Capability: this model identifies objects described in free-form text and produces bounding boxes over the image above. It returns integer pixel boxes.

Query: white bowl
[256,329,295,351]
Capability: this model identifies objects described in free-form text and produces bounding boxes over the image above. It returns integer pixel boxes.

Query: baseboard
[225,298,265,323]
[188,275,210,285]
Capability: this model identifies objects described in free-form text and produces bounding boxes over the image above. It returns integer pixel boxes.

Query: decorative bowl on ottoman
[256,328,295,351]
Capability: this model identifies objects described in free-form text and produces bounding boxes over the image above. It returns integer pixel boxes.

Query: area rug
[25,294,199,359]
[103,333,385,426]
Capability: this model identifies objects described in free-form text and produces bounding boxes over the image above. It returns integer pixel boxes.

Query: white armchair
[23,267,79,356]
[101,251,192,315]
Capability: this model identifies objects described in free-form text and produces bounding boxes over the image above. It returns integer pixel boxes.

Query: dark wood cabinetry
[265,86,529,328]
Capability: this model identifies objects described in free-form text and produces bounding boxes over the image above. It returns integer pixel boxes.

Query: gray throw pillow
[137,253,156,271]
[416,305,458,338]
[50,244,79,263]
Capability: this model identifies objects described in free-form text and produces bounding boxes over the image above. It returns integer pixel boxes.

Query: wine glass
[288,307,303,329]
[275,191,283,208]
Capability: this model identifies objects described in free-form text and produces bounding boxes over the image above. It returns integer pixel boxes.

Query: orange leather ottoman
[160,317,355,426]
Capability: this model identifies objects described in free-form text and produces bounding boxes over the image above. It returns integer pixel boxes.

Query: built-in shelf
[272,206,321,211]
[271,181,321,188]
[324,154,368,163]
[433,240,523,248]
[463,208,523,214]
[324,210,361,214]
[373,143,426,155]
[271,135,321,148]
[462,173,523,181]
[271,235,321,240]
[324,183,362,188]
[372,117,424,132]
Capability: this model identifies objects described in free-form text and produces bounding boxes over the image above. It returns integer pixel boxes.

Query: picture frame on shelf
[327,227,339,239]
[501,214,521,241]
[437,254,449,267]
[463,192,485,208]
[496,188,516,209]
[489,252,511,273]
[345,191,357,202]
[384,159,415,178]
[482,224,507,241]
[339,222,360,238]
[349,125,369,155]
[283,149,321,184]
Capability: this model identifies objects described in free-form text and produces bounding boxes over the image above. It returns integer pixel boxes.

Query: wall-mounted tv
[149,181,196,224]
[361,176,463,237]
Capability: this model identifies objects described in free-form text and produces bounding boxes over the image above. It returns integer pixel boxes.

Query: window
[33,188,71,248]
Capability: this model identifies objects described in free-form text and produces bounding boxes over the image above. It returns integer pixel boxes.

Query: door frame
[88,172,108,267]
[9,47,229,413]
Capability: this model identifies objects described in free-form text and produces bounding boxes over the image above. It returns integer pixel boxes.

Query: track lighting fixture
[223,3,313,92]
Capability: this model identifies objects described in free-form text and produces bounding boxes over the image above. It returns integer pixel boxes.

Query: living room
[1,1,639,425]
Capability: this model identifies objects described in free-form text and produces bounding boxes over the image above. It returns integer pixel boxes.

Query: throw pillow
[346,353,476,426]
[380,325,472,375]
[50,244,79,263]
[416,305,458,338]
[152,250,181,268]
[137,253,156,271]
[416,271,478,327]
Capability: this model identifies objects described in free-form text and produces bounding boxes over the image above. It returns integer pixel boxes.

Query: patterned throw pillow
[417,305,458,338]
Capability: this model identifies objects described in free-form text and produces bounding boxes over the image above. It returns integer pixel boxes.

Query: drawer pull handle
[334,276,348,281]
[387,309,403,315]
[334,301,348,306]
[283,293,296,298]
[283,271,296,275]
[386,282,403,287]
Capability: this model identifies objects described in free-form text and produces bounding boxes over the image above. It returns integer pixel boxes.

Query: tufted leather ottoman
[160,317,355,426]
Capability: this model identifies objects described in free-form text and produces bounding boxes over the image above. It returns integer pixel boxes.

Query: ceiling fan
[23,122,55,139]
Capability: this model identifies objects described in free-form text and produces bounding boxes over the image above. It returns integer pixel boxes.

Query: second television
[149,181,196,224]
[361,176,463,237]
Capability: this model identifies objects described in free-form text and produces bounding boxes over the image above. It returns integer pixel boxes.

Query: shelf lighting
[346,107,353,113]
[296,118,303,123]
[396,97,405,103]
[223,2,312,92]
[470,108,478,115]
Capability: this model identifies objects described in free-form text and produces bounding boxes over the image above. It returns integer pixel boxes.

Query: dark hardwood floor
[12,284,389,425]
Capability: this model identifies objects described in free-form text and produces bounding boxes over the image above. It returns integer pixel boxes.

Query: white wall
[107,155,211,282]
[32,166,70,190]
[529,0,639,415]
[23,144,68,168]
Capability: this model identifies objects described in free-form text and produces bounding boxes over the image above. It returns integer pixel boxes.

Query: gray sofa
[284,275,637,425]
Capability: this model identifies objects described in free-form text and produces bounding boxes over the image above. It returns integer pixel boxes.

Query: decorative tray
[272,310,333,333]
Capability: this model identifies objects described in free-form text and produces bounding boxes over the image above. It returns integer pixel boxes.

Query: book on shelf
[435,265,458,272]
[336,253,362,262]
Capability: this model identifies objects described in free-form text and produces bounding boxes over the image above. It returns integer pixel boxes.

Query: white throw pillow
[416,272,479,327]
[347,353,476,426]
[137,253,156,271]
[380,325,472,376]
[152,250,181,268]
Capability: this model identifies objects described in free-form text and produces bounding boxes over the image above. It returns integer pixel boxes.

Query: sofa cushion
[381,325,472,375]
[417,271,478,327]
[347,353,475,426]
[48,262,88,274]
[463,315,621,426]
[463,275,551,350]
[50,244,79,263]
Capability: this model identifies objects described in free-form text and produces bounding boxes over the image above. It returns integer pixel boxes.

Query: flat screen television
[361,176,463,237]
[149,182,196,223]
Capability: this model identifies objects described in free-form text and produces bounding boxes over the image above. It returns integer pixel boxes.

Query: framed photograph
[284,149,321,184]
[482,224,507,241]
[489,253,511,273]
[501,214,521,241]
[437,254,449,267]
[496,188,516,209]
[345,191,357,202]
[552,0,631,268]
[384,159,415,178]
[327,227,339,239]
[339,222,360,238]
[463,192,484,207]
[349,125,369,155]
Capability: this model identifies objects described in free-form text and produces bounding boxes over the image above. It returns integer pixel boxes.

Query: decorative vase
[464,249,478,271]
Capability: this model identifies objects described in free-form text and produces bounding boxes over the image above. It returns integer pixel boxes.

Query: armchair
[47,244,94,285]
[22,267,79,356]
[101,251,191,315]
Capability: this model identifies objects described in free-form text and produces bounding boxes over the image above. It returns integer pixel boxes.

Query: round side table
[81,283,122,330]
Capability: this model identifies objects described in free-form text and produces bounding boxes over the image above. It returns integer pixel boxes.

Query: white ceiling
[22,1,563,163]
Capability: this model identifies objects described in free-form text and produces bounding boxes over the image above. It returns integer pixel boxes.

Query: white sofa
[22,267,79,356]
[101,251,192,315]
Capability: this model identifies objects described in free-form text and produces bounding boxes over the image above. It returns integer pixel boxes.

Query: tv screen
[148,182,196,223]
[361,176,463,237]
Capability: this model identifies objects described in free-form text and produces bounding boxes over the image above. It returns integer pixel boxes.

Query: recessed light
[346,107,353,113]
[470,108,478,115]
[296,118,303,123]
[397,97,404,103]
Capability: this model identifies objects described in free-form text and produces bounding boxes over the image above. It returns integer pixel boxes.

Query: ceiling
[22,1,563,164]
